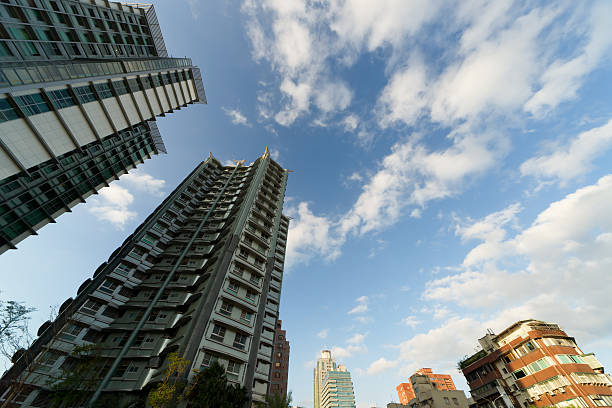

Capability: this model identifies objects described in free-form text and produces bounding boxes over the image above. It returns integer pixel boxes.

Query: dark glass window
[0,98,19,122]
[14,93,50,116]
[112,80,128,95]
[48,89,75,108]
[94,82,113,99]
[73,85,96,103]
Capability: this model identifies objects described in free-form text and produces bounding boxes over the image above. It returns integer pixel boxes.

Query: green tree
[0,293,35,362]
[148,352,190,408]
[184,361,248,408]
[266,390,293,408]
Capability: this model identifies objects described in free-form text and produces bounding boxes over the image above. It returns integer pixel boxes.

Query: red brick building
[270,319,290,396]
[397,368,457,404]
[459,319,612,408]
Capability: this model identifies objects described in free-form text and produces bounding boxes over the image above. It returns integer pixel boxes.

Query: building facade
[0,150,289,407]
[397,368,457,404]
[315,350,338,408]
[404,374,469,408]
[320,364,356,408]
[0,0,206,253]
[459,319,612,408]
[270,319,290,396]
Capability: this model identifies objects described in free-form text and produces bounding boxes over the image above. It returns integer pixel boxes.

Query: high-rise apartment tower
[459,319,612,408]
[0,150,289,406]
[315,350,337,408]
[0,0,206,253]
[270,319,290,396]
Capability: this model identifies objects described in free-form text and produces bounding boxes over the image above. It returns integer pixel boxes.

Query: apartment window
[240,310,252,323]
[233,332,248,350]
[59,324,82,341]
[48,89,76,108]
[592,395,612,407]
[141,233,156,246]
[452,398,459,405]
[39,351,60,368]
[0,99,18,122]
[556,354,586,364]
[98,279,118,295]
[525,341,536,351]
[114,263,130,276]
[73,85,96,103]
[219,302,233,316]
[201,352,217,368]
[528,357,552,373]
[513,368,527,380]
[250,275,261,286]
[444,397,450,405]
[227,360,241,379]
[14,94,50,116]
[227,282,239,295]
[245,290,256,303]
[211,324,226,342]
[80,300,102,316]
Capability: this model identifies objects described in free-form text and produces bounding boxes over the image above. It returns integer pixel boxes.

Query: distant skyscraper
[459,319,612,408]
[270,319,290,396]
[397,368,457,404]
[321,364,356,408]
[403,373,468,408]
[0,151,289,406]
[314,350,356,408]
[0,0,206,253]
[315,350,337,408]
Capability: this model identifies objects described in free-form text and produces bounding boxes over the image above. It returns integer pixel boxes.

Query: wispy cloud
[317,329,329,339]
[348,296,368,315]
[223,107,251,126]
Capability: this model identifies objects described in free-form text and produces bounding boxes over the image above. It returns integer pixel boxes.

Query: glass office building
[0,0,206,253]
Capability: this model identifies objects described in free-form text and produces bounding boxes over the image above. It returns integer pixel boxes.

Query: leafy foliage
[0,293,35,361]
[148,353,190,408]
[266,390,293,408]
[184,361,248,408]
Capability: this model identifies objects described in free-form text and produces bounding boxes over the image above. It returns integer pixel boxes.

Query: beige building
[315,350,338,408]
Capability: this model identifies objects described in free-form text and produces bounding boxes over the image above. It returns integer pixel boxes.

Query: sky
[2,0,612,407]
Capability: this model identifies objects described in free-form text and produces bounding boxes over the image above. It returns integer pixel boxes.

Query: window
[227,360,241,377]
[528,358,552,373]
[112,80,129,95]
[240,310,252,323]
[44,89,75,109]
[513,368,527,380]
[80,300,102,315]
[219,302,233,316]
[227,282,239,294]
[0,99,18,122]
[73,85,96,103]
[525,341,536,351]
[444,397,450,405]
[502,354,514,364]
[556,354,584,364]
[39,351,60,367]
[94,82,113,99]
[592,395,612,407]
[211,324,226,342]
[452,398,459,405]
[201,352,217,368]
[245,290,256,303]
[98,279,118,295]
[114,263,131,276]
[14,94,50,116]
[233,332,248,350]
[141,233,156,246]
[59,324,82,341]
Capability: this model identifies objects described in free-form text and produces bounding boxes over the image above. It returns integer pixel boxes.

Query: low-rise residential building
[397,368,457,404]
[404,374,469,408]
[459,319,612,408]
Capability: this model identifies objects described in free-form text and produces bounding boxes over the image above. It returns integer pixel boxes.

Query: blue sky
[2,0,612,406]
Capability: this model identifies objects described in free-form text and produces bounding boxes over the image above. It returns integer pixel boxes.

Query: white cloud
[425,175,612,339]
[520,118,612,185]
[331,343,367,360]
[120,169,166,196]
[223,107,250,126]
[88,171,166,229]
[525,2,612,116]
[348,296,368,315]
[88,184,136,228]
[347,333,366,344]
[317,329,329,339]
[285,202,344,268]
[342,114,359,132]
[269,148,281,161]
[366,357,398,375]
[401,316,421,328]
